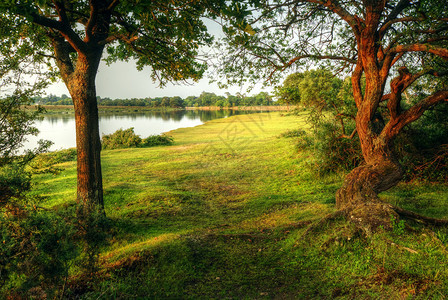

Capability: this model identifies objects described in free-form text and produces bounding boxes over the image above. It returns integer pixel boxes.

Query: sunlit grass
[31,112,448,298]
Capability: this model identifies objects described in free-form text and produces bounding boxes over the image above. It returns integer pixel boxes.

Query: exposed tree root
[392,206,448,227]
[301,203,448,240]
[300,210,347,238]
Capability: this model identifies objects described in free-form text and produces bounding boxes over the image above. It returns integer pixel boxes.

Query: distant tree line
[33,91,278,108]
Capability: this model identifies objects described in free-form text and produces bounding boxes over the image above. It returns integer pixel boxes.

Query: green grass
[31,112,448,298]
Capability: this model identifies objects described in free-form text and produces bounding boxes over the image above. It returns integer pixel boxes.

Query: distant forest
[33,91,278,108]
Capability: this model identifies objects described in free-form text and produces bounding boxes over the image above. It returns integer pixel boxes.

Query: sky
[45,59,274,99]
[44,19,275,100]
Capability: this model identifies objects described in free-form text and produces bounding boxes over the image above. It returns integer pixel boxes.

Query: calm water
[23,109,264,152]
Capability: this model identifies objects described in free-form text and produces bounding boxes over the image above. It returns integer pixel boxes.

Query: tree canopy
[0,0,222,84]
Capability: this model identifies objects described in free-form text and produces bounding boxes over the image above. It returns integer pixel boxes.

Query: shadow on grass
[81,230,335,299]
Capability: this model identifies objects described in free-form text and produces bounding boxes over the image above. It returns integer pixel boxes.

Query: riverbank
[30,112,448,298]
[32,105,184,113]
[29,104,289,114]
[185,105,289,111]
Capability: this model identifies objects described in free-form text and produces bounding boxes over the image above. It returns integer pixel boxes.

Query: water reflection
[22,109,266,151]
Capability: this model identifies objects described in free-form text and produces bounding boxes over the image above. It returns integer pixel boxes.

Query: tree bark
[336,154,403,235]
[45,0,111,213]
[65,53,104,212]
[335,66,404,234]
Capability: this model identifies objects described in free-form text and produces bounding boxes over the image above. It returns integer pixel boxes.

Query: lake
[23,109,266,152]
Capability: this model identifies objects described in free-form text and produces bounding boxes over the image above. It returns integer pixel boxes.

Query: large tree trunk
[336,103,404,234]
[65,54,104,212]
[336,154,403,235]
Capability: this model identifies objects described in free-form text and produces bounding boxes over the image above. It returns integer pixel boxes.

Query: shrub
[102,128,174,149]
[0,185,79,299]
[287,121,362,176]
[142,134,174,147]
[0,163,31,204]
[0,200,111,298]
[101,128,142,149]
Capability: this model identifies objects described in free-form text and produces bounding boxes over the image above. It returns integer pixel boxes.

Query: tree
[219,0,448,233]
[0,52,50,208]
[275,73,304,109]
[0,0,222,213]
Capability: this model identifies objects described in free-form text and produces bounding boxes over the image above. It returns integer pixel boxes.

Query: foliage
[276,69,343,110]
[101,128,142,150]
[0,205,79,298]
[0,152,107,298]
[0,152,78,298]
[0,163,32,205]
[0,97,43,164]
[277,69,447,181]
[275,73,303,107]
[277,70,362,175]
[301,121,362,176]
[390,215,406,236]
[142,134,174,147]
[0,199,111,298]
[0,0,226,85]
[0,76,51,206]
[102,128,174,150]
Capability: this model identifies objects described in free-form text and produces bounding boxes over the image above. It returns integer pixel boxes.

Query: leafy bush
[102,128,174,149]
[0,207,79,298]
[142,134,174,147]
[0,200,111,298]
[1,151,109,298]
[0,163,31,204]
[102,127,142,149]
[286,121,362,176]
[312,122,362,175]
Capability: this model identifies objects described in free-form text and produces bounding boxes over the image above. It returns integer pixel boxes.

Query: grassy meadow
[31,112,448,298]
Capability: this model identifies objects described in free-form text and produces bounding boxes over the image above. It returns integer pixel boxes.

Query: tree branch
[307,0,359,34]
[283,54,356,69]
[49,35,75,81]
[379,0,413,37]
[390,44,448,59]
[383,90,448,140]
[340,128,357,139]
[29,6,87,54]
[351,59,364,108]
[85,0,100,42]
[107,0,120,11]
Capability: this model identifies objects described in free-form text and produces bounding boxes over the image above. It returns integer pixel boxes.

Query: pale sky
[45,59,273,99]
[45,19,275,99]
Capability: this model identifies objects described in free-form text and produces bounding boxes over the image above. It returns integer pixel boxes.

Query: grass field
[31,112,448,298]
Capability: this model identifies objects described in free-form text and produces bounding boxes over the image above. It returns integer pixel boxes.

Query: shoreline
[26,104,289,113]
